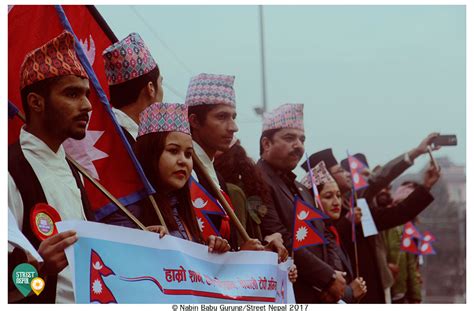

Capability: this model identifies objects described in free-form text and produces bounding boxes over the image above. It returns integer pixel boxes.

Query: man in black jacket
[258,103,346,303]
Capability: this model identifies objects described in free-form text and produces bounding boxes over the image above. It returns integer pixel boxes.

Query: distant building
[436,157,466,204]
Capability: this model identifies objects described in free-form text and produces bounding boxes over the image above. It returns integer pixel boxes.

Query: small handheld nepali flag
[304,152,322,209]
[347,152,369,191]
[400,222,422,255]
[418,231,437,255]
[189,176,227,241]
[292,197,328,251]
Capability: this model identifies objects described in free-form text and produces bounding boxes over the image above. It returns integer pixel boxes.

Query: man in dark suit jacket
[303,135,441,303]
[257,103,346,303]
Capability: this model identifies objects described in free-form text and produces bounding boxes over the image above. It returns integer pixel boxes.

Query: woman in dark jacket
[301,161,367,302]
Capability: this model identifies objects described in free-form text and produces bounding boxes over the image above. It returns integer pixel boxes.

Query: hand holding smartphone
[431,134,457,147]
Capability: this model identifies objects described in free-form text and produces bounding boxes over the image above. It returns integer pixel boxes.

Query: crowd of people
[8,30,442,304]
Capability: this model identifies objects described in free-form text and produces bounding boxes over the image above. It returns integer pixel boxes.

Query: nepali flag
[189,176,227,241]
[347,152,369,191]
[304,152,322,209]
[421,230,436,243]
[292,197,328,251]
[418,231,437,255]
[403,222,422,239]
[8,5,155,219]
[90,249,117,304]
[400,222,422,255]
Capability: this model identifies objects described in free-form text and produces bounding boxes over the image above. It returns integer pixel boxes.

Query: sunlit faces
[191,104,238,154]
[157,132,193,192]
[329,164,353,193]
[42,75,91,141]
[262,128,305,172]
[319,181,342,220]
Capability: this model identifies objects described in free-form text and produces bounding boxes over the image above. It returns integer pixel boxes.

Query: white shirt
[8,128,87,303]
[113,107,138,140]
[192,141,221,190]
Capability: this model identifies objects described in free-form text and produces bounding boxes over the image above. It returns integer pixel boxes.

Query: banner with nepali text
[57,221,295,304]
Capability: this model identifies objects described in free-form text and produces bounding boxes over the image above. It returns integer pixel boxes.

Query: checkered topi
[138,102,190,136]
[20,31,88,90]
[262,103,304,132]
[185,73,236,107]
[102,32,157,86]
[300,161,336,189]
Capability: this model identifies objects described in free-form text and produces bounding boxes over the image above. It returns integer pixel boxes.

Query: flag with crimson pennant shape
[400,222,422,255]
[400,233,420,255]
[189,176,227,241]
[422,230,436,243]
[90,249,117,304]
[292,197,329,251]
[347,154,369,191]
[8,5,155,219]
[402,222,422,239]
[418,240,436,255]
[418,231,437,255]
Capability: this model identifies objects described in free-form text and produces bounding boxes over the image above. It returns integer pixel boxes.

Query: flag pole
[305,152,322,210]
[11,109,148,231]
[147,195,168,232]
[192,153,250,242]
[347,151,361,278]
[351,190,360,278]
[67,156,147,230]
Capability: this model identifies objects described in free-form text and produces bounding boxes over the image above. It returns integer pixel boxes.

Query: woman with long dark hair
[134,102,229,252]
[214,140,272,242]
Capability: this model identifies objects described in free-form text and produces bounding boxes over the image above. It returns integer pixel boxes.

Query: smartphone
[432,134,457,147]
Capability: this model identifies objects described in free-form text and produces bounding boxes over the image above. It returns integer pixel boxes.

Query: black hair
[109,66,159,108]
[187,104,218,134]
[134,131,202,242]
[20,76,63,123]
[259,128,280,155]
[214,142,272,206]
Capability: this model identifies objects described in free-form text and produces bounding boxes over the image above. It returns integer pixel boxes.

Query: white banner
[57,221,295,303]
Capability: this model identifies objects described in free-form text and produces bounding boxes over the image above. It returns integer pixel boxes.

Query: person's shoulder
[226,183,246,197]
[295,180,310,194]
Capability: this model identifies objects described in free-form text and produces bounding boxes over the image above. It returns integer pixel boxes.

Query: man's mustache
[289,149,304,158]
[74,113,90,123]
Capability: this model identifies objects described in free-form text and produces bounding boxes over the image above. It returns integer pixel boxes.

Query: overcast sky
[98,5,466,177]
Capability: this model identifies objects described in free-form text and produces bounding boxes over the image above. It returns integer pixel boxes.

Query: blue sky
[98,5,466,176]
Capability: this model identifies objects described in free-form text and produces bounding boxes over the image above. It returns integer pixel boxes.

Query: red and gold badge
[30,203,61,241]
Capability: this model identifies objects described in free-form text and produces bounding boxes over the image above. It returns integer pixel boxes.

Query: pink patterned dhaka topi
[185,73,236,107]
[262,103,304,131]
[138,102,191,137]
[102,32,157,86]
